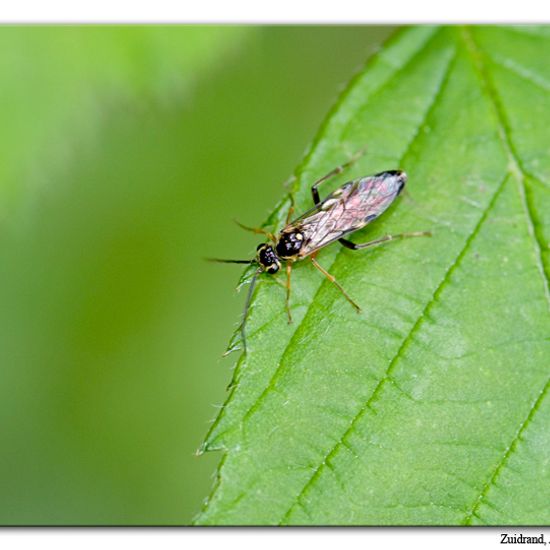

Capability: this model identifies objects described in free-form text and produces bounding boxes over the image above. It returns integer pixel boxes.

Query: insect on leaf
[196,26,550,525]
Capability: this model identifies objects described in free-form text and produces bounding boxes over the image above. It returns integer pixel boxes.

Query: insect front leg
[310,256,361,313]
[311,146,368,206]
[234,219,276,242]
[339,231,431,250]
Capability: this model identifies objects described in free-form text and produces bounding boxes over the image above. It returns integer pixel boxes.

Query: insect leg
[311,147,367,205]
[234,219,275,241]
[285,193,295,225]
[285,262,294,324]
[260,274,292,323]
[310,257,361,313]
[339,231,431,250]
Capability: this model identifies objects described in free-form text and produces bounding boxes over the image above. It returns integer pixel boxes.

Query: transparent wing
[287,172,405,258]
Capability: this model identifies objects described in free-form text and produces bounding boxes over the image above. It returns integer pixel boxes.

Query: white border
[2,528,549,550]
[0,0,549,23]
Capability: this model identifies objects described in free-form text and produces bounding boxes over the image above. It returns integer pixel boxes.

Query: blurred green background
[0,25,394,525]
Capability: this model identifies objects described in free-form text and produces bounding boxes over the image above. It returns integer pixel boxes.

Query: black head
[256,243,281,274]
[275,230,304,259]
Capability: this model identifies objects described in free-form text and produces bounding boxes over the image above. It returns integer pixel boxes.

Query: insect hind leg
[339,231,431,250]
[311,146,367,205]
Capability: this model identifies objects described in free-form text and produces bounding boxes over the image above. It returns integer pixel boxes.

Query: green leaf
[196,26,550,525]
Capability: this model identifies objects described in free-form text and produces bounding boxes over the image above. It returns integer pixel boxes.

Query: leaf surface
[197,26,550,525]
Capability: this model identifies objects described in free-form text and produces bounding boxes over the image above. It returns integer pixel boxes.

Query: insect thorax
[275,229,304,259]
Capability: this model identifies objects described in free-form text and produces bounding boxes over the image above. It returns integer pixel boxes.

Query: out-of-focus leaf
[0,26,250,214]
[197,26,550,525]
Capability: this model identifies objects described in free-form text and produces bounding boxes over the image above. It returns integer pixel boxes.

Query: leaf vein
[491,53,550,93]
[461,377,550,524]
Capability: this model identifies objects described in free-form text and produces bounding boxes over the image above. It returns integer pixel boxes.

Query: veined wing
[290,170,406,258]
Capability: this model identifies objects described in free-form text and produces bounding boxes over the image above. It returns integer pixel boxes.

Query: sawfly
[210,150,430,351]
